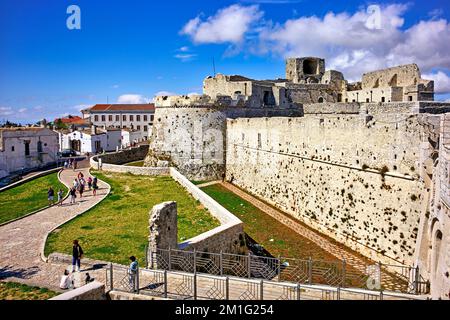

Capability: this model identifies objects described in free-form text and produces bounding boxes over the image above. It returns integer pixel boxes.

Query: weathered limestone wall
[145,106,302,181]
[91,145,149,165]
[50,281,106,300]
[170,168,246,254]
[149,201,178,252]
[144,107,227,181]
[226,114,431,266]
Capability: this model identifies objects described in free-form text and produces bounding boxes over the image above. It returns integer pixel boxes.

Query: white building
[82,104,155,139]
[121,129,146,148]
[59,127,122,155]
[0,127,59,178]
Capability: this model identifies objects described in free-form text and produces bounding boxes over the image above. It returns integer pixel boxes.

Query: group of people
[59,239,139,292]
[47,187,65,207]
[63,158,78,171]
[69,172,99,205]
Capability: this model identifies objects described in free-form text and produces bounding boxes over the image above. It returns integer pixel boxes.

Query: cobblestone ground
[0,161,110,292]
[220,182,412,293]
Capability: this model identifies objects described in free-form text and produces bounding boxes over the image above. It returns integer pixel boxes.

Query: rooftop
[87,104,156,112]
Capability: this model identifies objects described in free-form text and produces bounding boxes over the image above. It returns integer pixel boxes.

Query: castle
[144,57,450,299]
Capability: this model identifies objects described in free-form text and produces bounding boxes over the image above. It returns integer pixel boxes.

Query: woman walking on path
[69,187,77,204]
[72,240,83,272]
[87,177,92,190]
[79,182,84,198]
[92,177,98,196]
[47,187,55,206]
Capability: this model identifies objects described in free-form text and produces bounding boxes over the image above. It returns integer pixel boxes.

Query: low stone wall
[90,145,170,176]
[170,168,246,254]
[92,145,149,165]
[50,281,106,300]
[108,291,170,300]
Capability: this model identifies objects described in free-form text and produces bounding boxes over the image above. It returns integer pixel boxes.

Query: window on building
[109,115,113,121]
[116,115,120,122]
[137,115,141,122]
[144,126,148,132]
[318,97,324,103]
[101,115,106,121]
[24,141,30,156]
[123,115,127,121]
[150,115,154,122]
[408,96,413,101]
[144,115,148,121]
[381,97,386,103]
[137,125,141,130]
[366,98,370,102]
[94,115,99,121]
[130,115,134,122]
[11,146,14,152]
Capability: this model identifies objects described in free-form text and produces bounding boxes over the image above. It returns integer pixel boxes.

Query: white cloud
[112,84,120,89]
[0,107,13,116]
[18,108,27,113]
[179,46,190,52]
[181,4,263,44]
[182,4,450,84]
[174,53,197,62]
[117,94,150,104]
[423,71,450,94]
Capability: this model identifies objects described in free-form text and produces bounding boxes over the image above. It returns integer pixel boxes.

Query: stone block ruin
[144,57,450,299]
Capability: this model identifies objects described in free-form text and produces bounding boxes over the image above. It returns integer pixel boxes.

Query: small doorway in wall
[71,140,81,153]
[381,97,386,103]
[94,140,101,153]
[432,230,443,278]
[318,97,324,103]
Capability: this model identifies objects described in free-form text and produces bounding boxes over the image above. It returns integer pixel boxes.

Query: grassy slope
[0,282,58,300]
[201,184,340,262]
[0,173,66,225]
[45,172,220,265]
[124,161,145,167]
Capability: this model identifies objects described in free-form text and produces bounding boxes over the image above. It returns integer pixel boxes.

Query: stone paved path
[0,161,110,292]
[218,182,412,292]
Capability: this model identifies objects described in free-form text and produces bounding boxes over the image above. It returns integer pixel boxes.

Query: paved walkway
[218,182,412,293]
[0,162,110,291]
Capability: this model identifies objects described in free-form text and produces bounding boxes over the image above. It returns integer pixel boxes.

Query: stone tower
[286,57,326,84]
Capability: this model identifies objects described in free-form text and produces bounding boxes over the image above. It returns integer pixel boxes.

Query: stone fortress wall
[225,104,432,267]
[144,57,450,298]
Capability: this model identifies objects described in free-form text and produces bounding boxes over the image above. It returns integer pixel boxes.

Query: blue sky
[1,0,450,123]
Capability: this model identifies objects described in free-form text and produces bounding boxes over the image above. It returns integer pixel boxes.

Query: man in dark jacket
[72,240,83,272]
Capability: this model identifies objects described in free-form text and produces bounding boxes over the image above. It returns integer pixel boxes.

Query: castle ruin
[144,58,450,299]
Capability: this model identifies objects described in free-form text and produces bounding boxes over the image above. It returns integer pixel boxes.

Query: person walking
[69,187,77,204]
[72,240,83,272]
[128,256,138,292]
[47,187,55,206]
[79,182,84,198]
[57,188,64,206]
[73,178,79,190]
[92,176,98,196]
[73,159,77,171]
[87,177,93,190]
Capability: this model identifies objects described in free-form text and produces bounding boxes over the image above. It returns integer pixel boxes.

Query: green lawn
[0,282,58,300]
[45,172,220,265]
[125,160,145,167]
[201,184,341,262]
[0,172,67,225]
